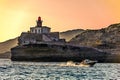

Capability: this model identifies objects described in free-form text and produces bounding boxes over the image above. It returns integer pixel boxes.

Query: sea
[0,59,120,80]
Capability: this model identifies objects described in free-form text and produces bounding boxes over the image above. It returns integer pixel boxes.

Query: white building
[30,26,50,34]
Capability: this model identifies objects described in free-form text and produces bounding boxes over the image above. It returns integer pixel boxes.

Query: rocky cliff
[60,29,84,41]
[1,23,120,62]
[0,30,83,58]
[11,43,108,62]
[2,23,120,55]
[0,30,83,54]
[0,38,18,56]
[0,38,18,53]
[70,23,120,54]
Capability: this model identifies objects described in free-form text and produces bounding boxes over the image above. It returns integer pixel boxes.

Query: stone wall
[18,32,60,46]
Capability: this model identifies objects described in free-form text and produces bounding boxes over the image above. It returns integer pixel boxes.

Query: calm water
[0,59,120,80]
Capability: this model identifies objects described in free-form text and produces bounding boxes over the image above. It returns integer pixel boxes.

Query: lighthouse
[30,17,51,34]
[18,16,65,46]
[37,16,42,27]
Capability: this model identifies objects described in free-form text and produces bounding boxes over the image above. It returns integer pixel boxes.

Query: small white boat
[79,59,97,67]
[60,59,97,67]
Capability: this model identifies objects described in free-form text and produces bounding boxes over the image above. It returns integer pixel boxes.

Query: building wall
[42,27,50,33]
[42,34,52,42]
[48,32,59,41]
[18,32,60,46]
[30,27,50,34]
[30,27,42,33]
[41,32,59,42]
[18,32,42,45]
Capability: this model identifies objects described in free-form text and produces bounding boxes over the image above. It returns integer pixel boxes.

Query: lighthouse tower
[30,17,51,34]
[37,16,42,27]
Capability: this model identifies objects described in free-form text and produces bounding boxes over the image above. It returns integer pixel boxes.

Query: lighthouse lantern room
[30,17,51,34]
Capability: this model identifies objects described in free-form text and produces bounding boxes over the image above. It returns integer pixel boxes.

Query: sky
[0,0,120,42]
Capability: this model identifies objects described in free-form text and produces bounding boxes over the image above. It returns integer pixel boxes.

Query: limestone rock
[70,23,120,54]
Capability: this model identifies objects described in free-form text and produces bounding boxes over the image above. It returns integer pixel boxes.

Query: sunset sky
[0,0,120,42]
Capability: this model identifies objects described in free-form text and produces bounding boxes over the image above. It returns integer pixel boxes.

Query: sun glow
[0,10,27,42]
[1,0,120,42]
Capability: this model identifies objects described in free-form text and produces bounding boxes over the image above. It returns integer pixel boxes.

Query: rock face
[2,23,120,62]
[0,52,11,59]
[0,29,83,54]
[11,43,108,62]
[0,38,18,54]
[60,29,84,41]
[70,23,120,54]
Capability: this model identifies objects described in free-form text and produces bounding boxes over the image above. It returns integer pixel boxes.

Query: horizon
[1,0,120,42]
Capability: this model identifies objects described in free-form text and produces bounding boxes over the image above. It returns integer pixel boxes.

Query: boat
[60,59,97,67]
[79,59,97,67]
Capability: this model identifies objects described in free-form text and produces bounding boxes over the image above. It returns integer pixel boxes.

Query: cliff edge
[11,43,108,62]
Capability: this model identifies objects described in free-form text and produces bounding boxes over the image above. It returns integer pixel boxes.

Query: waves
[0,59,119,79]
